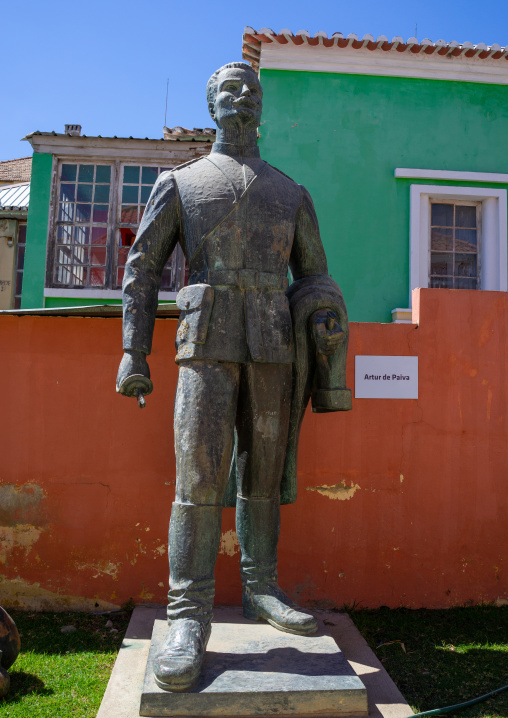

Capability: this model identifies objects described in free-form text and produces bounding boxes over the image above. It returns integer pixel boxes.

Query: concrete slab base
[140,613,367,716]
[96,606,413,718]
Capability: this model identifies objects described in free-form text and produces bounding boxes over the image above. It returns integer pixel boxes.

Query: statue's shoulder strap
[171,156,206,173]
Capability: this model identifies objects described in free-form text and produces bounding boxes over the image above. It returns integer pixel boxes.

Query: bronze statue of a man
[117,62,351,692]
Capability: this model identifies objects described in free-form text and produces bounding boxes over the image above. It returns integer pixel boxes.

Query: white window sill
[44,288,178,300]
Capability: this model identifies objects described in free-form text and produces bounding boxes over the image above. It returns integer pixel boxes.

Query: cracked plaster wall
[0,289,506,610]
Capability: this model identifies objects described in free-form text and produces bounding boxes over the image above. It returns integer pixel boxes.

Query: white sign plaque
[355,356,418,399]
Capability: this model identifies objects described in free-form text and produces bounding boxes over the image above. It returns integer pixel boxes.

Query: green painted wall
[259,70,508,322]
[22,153,53,308]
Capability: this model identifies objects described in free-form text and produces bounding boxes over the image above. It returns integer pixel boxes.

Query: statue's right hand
[116,350,153,397]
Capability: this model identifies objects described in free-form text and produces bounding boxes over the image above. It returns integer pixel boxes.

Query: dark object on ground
[0,665,10,697]
[0,606,20,670]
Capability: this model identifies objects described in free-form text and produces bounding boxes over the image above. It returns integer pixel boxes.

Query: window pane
[57,225,74,244]
[60,184,76,202]
[77,184,93,203]
[75,226,90,245]
[455,278,477,289]
[121,205,138,223]
[93,205,109,223]
[142,166,158,184]
[18,225,27,243]
[91,247,107,266]
[78,165,94,182]
[117,267,124,286]
[89,267,106,286]
[122,185,139,203]
[455,229,477,252]
[73,247,89,265]
[16,272,23,295]
[431,204,453,227]
[140,185,151,203]
[96,165,111,183]
[430,276,453,288]
[92,227,108,245]
[117,247,130,265]
[94,184,110,203]
[17,245,25,271]
[456,205,476,228]
[61,164,77,182]
[431,228,453,252]
[455,254,477,278]
[430,253,453,276]
[76,204,91,222]
[120,228,136,247]
[59,203,75,222]
[124,166,140,184]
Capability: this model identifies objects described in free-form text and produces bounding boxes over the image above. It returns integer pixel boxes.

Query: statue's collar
[211,142,260,159]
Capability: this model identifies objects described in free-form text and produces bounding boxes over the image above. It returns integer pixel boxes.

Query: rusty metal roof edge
[0,303,180,318]
[23,131,215,144]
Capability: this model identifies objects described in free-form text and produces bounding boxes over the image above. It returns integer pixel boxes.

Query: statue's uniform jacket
[122,155,330,362]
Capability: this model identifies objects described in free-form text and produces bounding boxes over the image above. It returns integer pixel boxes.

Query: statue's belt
[188,269,289,291]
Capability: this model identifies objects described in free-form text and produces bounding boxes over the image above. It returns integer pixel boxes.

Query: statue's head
[206,62,262,129]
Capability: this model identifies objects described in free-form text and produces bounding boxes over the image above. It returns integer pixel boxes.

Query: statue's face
[212,67,262,129]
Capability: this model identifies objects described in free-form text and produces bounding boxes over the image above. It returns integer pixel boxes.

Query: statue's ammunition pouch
[176,284,214,346]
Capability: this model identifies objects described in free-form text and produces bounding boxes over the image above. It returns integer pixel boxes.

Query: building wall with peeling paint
[1,288,507,610]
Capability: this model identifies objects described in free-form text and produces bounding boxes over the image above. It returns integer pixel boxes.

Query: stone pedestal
[140,611,368,717]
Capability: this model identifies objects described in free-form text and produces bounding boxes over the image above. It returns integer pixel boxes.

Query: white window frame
[409,184,507,307]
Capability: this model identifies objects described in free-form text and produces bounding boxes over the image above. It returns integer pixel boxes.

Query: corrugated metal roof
[0,182,30,210]
[0,157,32,184]
[243,27,508,71]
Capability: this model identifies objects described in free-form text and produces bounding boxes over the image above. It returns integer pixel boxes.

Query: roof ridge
[0,156,32,164]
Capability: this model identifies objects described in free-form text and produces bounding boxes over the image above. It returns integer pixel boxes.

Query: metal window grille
[429,202,480,289]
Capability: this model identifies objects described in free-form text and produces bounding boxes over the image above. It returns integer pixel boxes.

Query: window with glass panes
[429,202,479,289]
[49,161,185,292]
[52,163,112,287]
[116,164,184,290]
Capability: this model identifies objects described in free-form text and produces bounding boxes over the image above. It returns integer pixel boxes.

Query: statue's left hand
[311,309,346,356]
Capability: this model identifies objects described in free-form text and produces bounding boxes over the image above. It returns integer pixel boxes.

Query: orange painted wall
[1,288,506,610]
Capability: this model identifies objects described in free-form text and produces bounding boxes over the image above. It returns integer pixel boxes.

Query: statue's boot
[236,496,318,636]
[153,502,222,691]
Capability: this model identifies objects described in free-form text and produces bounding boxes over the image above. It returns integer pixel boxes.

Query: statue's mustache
[232,98,257,109]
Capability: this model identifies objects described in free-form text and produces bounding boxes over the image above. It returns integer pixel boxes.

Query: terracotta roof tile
[242,27,508,72]
[0,157,32,184]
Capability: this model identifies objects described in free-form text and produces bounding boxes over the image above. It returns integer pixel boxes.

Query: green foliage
[0,611,131,718]
[349,605,508,718]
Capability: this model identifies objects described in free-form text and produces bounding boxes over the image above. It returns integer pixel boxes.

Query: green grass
[0,610,131,718]
[2,606,507,718]
[349,605,508,718]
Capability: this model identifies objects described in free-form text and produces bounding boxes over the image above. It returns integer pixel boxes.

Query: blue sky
[2,0,507,161]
